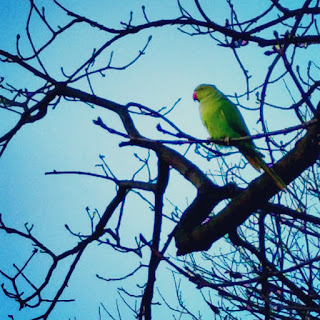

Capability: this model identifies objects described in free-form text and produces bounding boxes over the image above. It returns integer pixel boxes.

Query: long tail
[241,148,286,191]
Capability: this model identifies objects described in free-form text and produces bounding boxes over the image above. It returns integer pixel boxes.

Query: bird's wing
[219,97,250,138]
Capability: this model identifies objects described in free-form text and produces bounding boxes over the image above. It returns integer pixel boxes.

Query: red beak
[192,91,198,101]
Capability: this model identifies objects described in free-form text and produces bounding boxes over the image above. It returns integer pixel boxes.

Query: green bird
[193,84,286,190]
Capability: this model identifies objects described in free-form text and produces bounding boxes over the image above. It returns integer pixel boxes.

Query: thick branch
[139,158,169,320]
[176,106,320,255]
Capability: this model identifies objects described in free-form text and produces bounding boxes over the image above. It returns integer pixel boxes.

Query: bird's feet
[223,136,231,145]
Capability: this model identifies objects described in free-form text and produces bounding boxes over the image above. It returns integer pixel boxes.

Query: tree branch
[175,104,320,255]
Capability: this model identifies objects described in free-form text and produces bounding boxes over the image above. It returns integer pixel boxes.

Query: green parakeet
[193,84,286,190]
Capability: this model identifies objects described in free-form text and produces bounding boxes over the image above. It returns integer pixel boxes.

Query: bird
[193,84,286,190]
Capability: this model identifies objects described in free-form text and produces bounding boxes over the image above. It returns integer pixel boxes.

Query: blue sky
[1,1,318,319]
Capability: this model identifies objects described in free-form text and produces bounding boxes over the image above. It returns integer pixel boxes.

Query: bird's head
[193,84,219,102]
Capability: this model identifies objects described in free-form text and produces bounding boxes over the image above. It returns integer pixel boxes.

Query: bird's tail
[244,153,286,190]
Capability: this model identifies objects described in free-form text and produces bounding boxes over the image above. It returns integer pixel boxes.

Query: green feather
[194,84,286,190]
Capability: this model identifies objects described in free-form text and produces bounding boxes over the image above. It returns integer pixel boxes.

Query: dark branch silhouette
[1,1,320,319]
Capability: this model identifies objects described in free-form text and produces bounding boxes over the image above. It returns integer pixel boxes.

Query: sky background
[0,1,318,319]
